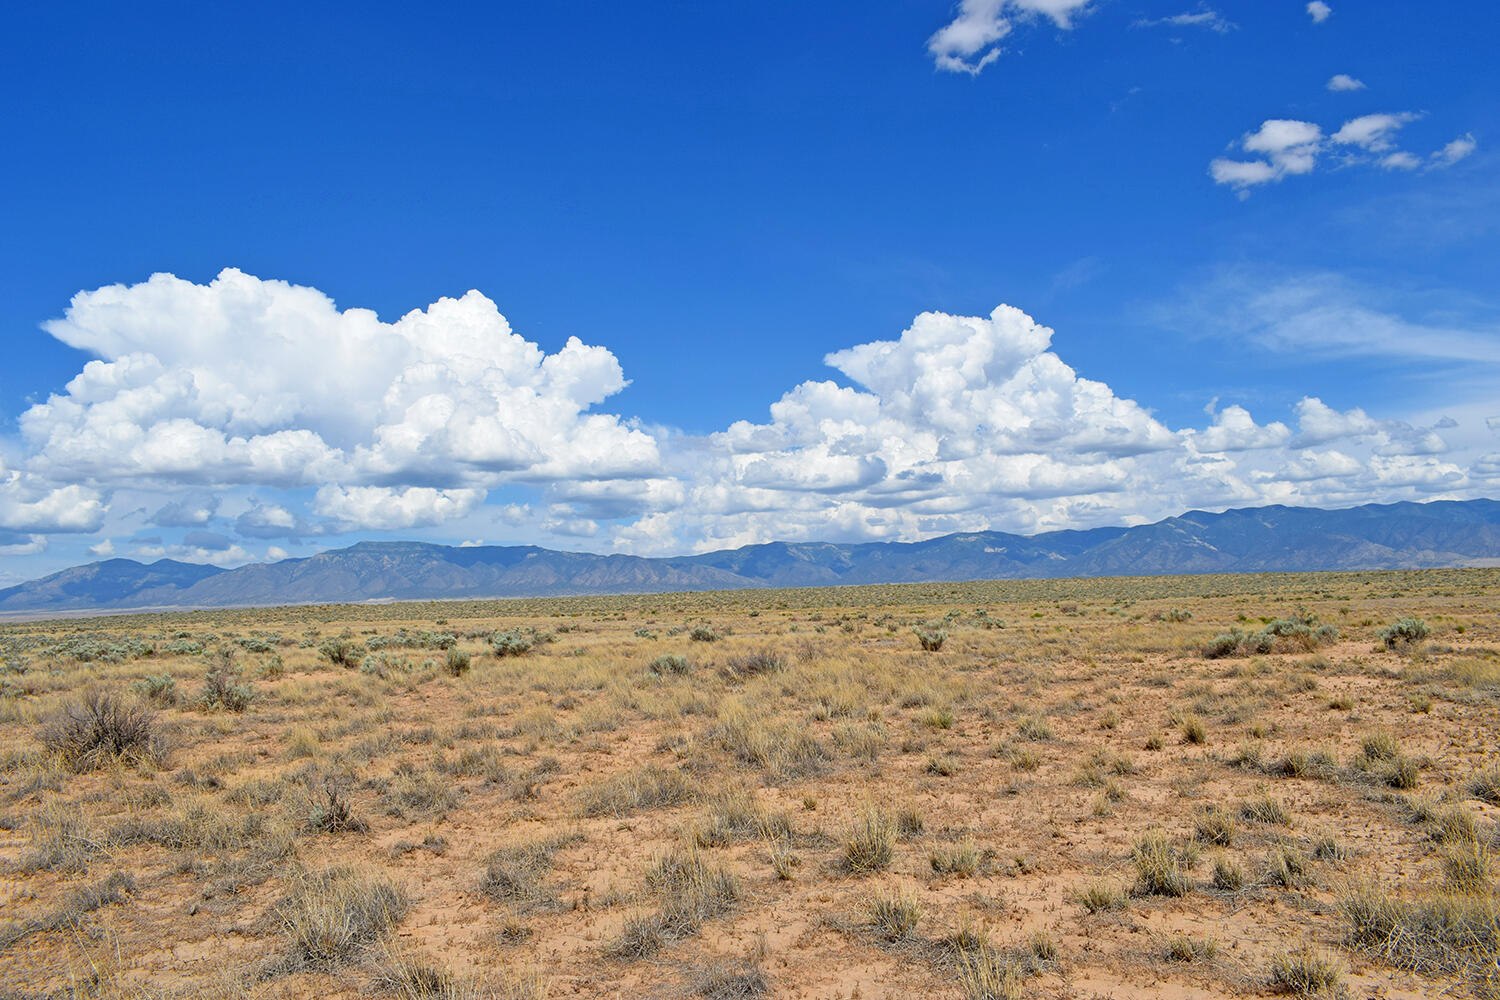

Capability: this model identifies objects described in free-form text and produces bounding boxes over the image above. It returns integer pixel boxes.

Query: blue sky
[1,1,1497,582]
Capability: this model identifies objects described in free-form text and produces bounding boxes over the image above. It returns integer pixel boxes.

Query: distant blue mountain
[3,498,1498,614]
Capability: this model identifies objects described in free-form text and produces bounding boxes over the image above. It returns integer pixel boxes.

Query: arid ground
[2,569,1499,999]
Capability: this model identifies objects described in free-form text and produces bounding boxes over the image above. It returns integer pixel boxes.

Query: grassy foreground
[2,569,1499,999]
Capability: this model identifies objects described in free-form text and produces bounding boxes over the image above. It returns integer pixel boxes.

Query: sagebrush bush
[133,674,178,707]
[1380,617,1429,650]
[490,630,534,657]
[200,652,254,712]
[915,627,948,652]
[444,648,471,676]
[648,653,692,675]
[318,637,363,667]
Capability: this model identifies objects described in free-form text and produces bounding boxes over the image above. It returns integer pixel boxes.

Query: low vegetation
[2,568,1497,997]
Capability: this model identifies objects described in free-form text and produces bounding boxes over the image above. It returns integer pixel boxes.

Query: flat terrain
[2,570,1498,999]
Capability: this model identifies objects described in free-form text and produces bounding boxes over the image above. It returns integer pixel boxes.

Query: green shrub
[318,638,363,668]
[133,674,179,707]
[200,653,254,712]
[1380,618,1429,650]
[444,648,470,677]
[648,653,692,675]
[490,630,534,657]
[915,628,948,652]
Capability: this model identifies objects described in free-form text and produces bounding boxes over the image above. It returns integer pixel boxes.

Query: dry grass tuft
[273,868,408,970]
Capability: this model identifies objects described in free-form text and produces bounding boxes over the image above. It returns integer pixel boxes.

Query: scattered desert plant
[915,628,948,652]
[1240,792,1293,826]
[39,690,164,772]
[318,637,363,667]
[444,648,471,676]
[1268,948,1343,995]
[273,868,408,970]
[577,764,695,817]
[1075,879,1127,913]
[1132,829,1195,897]
[490,630,535,657]
[1193,805,1237,847]
[648,653,692,675]
[201,652,255,712]
[1380,617,1429,650]
[842,804,896,874]
[306,778,367,834]
[869,890,922,940]
[480,832,583,912]
[133,674,179,706]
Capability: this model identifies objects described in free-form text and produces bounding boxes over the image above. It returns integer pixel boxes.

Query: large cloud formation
[5,269,1498,565]
[24,269,659,515]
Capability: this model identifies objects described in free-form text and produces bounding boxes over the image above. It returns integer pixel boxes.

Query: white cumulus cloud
[20,268,659,525]
[927,0,1093,74]
[1213,108,1473,194]
[1326,74,1365,92]
[1306,2,1331,23]
[9,272,1500,566]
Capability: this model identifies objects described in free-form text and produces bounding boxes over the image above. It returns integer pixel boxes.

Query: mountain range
[3,498,1499,615]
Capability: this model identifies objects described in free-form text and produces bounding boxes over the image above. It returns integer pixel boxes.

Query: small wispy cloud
[1306,2,1332,24]
[1432,133,1477,167]
[1326,74,1365,92]
[1133,5,1236,35]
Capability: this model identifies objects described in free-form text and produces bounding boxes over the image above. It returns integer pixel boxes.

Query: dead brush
[306,777,367,834]
[1240,792,1293,826]
[690,957,771,1000]
[609,844,740,958]
[1268,947,1343,995]
[374,947,546,1000]
[1441,840,1493,895]
[930,837,982,877]
[719,649,785,681]
[39,690,165,772]
[19,800,105,874]
[711,706,827,780]
[1342,880,1500,980]
[1193,805,1237,847]
[1467,766,1500,806]
[0,870,136,951]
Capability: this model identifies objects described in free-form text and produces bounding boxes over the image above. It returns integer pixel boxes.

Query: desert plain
[2,568,1498,999]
